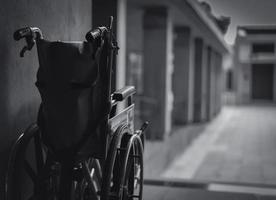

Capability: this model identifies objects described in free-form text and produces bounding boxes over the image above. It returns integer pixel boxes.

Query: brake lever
[20,46,28,57]
[20,36,35,57]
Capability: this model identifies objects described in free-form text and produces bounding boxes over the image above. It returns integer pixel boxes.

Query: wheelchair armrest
[112,86,136,101]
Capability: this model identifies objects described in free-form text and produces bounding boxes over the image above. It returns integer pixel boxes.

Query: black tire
[119,134,143,200]
[101,125,143,200]
[5,124,50,200]
[5,124,102,200]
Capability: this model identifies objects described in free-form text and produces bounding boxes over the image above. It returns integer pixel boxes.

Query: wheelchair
[5,16,148,200]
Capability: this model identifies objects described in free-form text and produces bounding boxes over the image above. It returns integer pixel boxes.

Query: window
[252,43,275,54]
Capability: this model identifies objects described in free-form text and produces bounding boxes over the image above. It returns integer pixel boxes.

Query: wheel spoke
[89,159,102,186]
[94,159,102,183]
[82,161,99,199]
[101,126,144,200]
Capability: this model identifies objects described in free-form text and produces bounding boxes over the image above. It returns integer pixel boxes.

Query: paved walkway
[162,105,276,185]
[144,185,276,200]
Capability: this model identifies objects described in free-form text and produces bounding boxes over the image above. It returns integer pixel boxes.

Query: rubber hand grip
[13,27,32,41]
[85,27,107,43]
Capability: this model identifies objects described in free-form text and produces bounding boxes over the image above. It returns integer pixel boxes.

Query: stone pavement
[162,105,276,185]
[143,185,276,200]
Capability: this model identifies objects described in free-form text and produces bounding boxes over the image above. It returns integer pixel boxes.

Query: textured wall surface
[0,1,91,197]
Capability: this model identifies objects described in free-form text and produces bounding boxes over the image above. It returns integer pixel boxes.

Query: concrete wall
[0,1,91,197]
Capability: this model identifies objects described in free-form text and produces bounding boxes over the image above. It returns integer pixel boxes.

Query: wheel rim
[100,125,143,200]
[6,124,104,200]
[5,124,51,200]
[120,135,143,200]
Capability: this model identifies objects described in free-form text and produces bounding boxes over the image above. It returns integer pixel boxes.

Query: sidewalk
[162,105,276,185]
[144,185,276,200]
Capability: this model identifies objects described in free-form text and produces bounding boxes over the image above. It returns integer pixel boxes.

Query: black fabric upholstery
[36,39,105,157]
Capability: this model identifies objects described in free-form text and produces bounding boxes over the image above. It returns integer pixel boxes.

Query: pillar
[92,0,127,93]
[172,26,194,125]
[216,53,223,113]
[212,51,223,116]
[210,48,217,118]
[126,3,144,127]
[142,6,173,140]
[201,44,208,121]
[213,51,218,115]
[193,37,204,122]
[206,46,212,120]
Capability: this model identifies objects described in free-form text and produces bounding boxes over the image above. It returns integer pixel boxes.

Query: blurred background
[1,0,276,199]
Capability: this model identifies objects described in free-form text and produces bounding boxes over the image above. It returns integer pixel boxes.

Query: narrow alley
[143,105,276,199]
[163,105,276,185]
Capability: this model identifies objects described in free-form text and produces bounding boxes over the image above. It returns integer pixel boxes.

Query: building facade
[124,0,230,139]
[233,26,276,104]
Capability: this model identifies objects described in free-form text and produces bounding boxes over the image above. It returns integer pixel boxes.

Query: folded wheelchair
[5,17,148,200]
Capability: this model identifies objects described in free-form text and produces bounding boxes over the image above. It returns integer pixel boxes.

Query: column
[210,48,217,118]
[213,51,222,116]
[206,46,212,120]
[142,6,173,140]
[92,0,127,93]
[201,44,208,121]
[216,53,223,113]
[193,37,204,122]
[172,26,194,125]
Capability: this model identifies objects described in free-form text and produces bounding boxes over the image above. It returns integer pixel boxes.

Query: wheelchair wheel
[101,125,144,200]
[5,124,50,200]
[6,124,102,200]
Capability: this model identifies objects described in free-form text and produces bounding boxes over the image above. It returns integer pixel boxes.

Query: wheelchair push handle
[14,27,30,41]
[14,27,43,57]
[85,16,113,44]
[14,27,43,41]
[85,26,108,44]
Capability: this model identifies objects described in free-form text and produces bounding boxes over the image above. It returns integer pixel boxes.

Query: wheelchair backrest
[36,39,105,154]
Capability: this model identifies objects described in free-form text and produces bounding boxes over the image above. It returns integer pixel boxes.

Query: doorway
[251,64,274,100]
